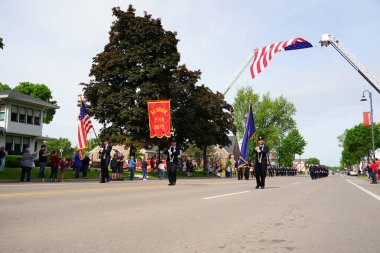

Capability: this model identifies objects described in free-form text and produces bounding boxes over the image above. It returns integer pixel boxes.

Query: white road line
[292,182,300,184]
[202,191,250,200]
[346,179,380,202]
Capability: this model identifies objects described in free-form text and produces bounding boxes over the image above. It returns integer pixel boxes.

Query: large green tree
[82,5,234,159]
[277,129,307,166]
[338,123,380,166]
[14,82,57,124]
[0,37,4,49]
[233,86,297,149]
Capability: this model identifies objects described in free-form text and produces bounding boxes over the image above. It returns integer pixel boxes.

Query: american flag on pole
[77,100,93,149]
[250,37,312,79]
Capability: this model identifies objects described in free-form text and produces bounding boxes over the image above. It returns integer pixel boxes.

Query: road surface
[1,175,379,253]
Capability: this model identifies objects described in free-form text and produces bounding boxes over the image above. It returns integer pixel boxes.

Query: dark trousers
[101,158,110,182]
[238,168,243,180]
[20,167,32,182]
[82,165,89,178]
[50,167,58,180]
[255,163,267,187]
[168,162,177,185]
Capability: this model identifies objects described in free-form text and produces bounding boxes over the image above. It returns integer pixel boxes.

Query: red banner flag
[147,100,171,138]
[363,112,371,127]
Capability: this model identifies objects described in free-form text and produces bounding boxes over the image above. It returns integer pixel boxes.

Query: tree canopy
[0,37,3,49]
[82,5,235,166]
[0,82,57,123]
[233,86,297,148]
[45,138,73,158]
[0,82,11,90]
[338,123,380,167]
[306,157,320,166]
[278,129,307,166]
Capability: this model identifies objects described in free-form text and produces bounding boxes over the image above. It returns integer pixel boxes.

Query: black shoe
[261,186,265,189]
[255,186,259,189]
[99,181,106,183]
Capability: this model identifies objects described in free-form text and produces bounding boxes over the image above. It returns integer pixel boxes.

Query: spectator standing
[38,145,50,180]
[20,148,37,183]
[142,157,148,180]
[74,150,82,179]
[111,153,118,181]
[226,165,232,178]
[370,159,378,184]
[81,154,90,179]
[186,159,193,177]
[50,150,59,182]
[117,151,124,181]
[158,161,166,179]
[60,157,68,182]
[0,146,6,172]
[213,161,219,176]
[129,156,136,180]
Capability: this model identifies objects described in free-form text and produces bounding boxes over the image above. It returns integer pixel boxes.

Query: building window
[0,105,5,121]
[5,136,13,152]
[27,108,34,124]
[19,107,26,123]
[34,110,41,125]
[23,137,30,152]
[14,136,21,153]
[11,105,18,122]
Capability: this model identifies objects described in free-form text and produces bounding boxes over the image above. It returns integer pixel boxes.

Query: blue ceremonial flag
[238,104,256,168]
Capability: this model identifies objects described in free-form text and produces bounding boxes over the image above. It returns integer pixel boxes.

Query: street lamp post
[361,90,375,159]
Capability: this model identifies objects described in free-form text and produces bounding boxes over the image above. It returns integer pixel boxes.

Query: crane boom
[222,50,257,96]
[320,34,380,94]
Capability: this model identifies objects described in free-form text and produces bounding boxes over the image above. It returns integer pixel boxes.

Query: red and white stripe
[250,38,307,79]
[77,121,88,150]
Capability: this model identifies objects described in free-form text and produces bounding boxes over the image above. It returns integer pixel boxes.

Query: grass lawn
[0,167,218,181]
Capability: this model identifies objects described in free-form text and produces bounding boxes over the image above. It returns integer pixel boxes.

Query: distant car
[349,171,358,176]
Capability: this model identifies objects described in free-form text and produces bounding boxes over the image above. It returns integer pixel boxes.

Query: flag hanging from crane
[250,37,313,79]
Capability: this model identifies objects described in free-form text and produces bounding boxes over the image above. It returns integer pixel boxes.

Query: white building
[0,90,59,154]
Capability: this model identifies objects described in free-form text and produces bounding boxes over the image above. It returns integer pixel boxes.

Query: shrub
[5,155,22,168]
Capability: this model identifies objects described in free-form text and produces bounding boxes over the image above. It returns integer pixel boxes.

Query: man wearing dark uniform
[254,136,269,189]
[165,139,180,186]
[99,139,112,183]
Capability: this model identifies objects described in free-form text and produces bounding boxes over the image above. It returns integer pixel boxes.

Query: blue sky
[1,0,379,166]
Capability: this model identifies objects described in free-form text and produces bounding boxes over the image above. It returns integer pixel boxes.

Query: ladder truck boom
[320,34,380,94]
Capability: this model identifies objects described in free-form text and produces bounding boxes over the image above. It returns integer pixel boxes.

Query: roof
[224,136,239,154]
[0,90,60,109]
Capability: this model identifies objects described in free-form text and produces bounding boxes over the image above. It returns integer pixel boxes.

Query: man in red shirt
[369,158,378,184]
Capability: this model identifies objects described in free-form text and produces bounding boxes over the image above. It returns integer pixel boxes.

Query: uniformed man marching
[165,138,180,186]
[254,136,269,189]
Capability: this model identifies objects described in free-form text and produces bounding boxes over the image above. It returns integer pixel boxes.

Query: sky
[1,0,380,166]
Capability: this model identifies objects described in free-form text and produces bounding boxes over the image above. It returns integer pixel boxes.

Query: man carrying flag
[238,103,256,178]
[254,136,270,189]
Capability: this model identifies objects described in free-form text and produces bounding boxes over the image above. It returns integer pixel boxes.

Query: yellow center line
[0,180,259,197]
[0,184,175,197]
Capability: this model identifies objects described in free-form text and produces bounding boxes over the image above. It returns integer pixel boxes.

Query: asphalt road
[1,175,380,253]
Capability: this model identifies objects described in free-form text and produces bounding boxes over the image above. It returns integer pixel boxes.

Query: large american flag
[77,100,93,149]
[250,37,312,79]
